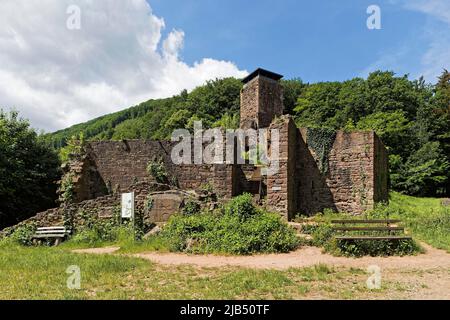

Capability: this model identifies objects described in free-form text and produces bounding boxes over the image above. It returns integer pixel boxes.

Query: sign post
[121,192,135,239]
[121,192,135,220]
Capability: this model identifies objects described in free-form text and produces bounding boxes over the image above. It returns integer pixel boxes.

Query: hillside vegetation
[44,70,449,197]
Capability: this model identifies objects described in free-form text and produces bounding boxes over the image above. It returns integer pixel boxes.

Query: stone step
[288,221,319,233]
[296,233,313,241]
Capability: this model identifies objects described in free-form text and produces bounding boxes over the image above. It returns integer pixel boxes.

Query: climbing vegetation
[306,128,336,175]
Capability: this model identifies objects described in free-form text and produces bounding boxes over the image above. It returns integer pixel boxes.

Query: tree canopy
[0,111,60,229]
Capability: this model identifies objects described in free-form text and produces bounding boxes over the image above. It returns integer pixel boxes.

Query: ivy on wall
[59,173,75,204]
[146,158,169,184]
[306,128,337,175]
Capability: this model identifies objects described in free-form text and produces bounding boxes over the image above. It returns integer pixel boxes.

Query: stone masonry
[1,68,389,233]
[240,69,284,129]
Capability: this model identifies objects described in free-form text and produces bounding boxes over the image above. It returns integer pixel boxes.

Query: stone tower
[240,68,284,129]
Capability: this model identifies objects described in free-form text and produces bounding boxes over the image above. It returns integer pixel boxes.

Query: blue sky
[0,0,448,131]
[149,0,448,83]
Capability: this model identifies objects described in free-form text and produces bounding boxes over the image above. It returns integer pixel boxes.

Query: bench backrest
[35,227,70,236]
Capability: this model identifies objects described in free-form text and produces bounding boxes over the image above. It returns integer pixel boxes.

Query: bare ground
[127,243,450,270]
[72,243,450,299]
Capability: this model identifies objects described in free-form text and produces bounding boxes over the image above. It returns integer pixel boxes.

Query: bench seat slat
[35,230,69,233]
[34,232,69,234]
[32,234,66,239]
[331,219,402,224]
[332,227,404,231]
[37,227,66,230]
[335,236,412,240]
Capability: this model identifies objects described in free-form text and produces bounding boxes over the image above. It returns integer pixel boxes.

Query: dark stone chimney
[240,68,284,129]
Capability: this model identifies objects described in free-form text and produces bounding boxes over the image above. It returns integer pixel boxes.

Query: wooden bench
[32,226,71,246]
[331,219,412,241]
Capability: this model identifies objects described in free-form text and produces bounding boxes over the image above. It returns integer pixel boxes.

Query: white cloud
[403,0,450,24]
[163,29,185,58]
[367,0,450,81]
[0,0,247,131]
[402,0,450,81]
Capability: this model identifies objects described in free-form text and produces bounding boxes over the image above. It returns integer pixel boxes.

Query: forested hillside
[45,78,245,148]
[44,70,450,197]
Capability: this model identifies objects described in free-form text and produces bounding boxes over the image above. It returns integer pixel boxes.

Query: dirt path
[72,244,450,299]
[132,243,450,270]
[72,247,121,255]
[73,243,450,270]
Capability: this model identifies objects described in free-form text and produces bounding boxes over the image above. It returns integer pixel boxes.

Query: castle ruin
[2,68,389,232]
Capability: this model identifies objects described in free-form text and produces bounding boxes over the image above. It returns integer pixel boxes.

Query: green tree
[281,78,305,114]
[395,142,449,196]
[212,112,240,129]
[187,77,242,120]
[354,111,411,156]
[0,110,60,229]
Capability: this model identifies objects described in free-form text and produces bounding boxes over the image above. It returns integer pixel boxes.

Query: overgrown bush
[69,208,137,245]
[58,132,85,163]
[181,199,201,216]
[8,224,37,246]
[308,213,422,257]
[161,194,299,255]
[224,193,257,219]
[146,159,169,184]
[334,238,421,257]
[70,224,135,246]
[59,173,75,204]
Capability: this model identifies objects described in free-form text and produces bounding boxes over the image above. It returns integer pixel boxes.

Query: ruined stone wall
[266,116,297,220]
[76,140,235,201]
[0,182,190,237]
[296,129,386,215]
[373,134,389,203]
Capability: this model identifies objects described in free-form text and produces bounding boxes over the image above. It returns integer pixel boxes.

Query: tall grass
[297,192,449,254]
[385,192,450,252]
[0,243,366,300]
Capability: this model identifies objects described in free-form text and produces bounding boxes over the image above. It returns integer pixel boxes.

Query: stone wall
[240,77,259,129]
[257,76,284,128]
[266,116,297,220]
[263,116,388,216]
[0,182,193,237]
[70,140,235,202]
[373,134,389,203]
[296,128,388,215]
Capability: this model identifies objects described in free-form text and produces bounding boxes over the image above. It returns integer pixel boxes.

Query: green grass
[0,244,381,300]
[58,192,449,256]
[295,192,450,255]
[386,192,450,252]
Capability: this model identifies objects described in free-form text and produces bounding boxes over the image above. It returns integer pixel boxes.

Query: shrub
[182,199,201,216]
[308,219,421,257]
[9,224,37,246]
[224,193,257,219]
[70,224,135,246]
[310,223,334,247]
[69,208,137,246]
[334,239,421,257]
[160,194,299,255]
[146,159,169,184]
